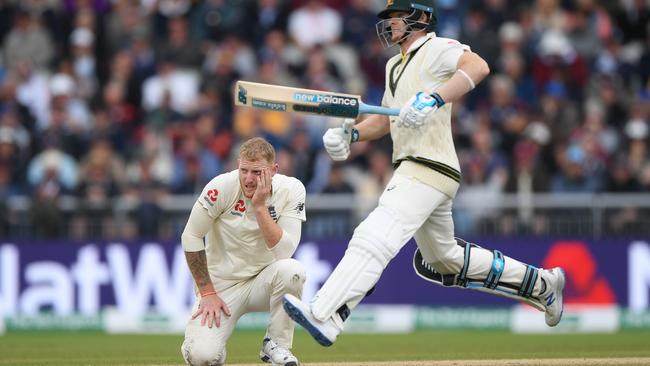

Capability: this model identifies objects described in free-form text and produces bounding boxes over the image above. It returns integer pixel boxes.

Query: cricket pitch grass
[1,330,649,365]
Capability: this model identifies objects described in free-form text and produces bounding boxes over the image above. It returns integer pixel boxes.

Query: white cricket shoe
[539,267,566,327]
[259,338,299,366]
[282,294,341,347]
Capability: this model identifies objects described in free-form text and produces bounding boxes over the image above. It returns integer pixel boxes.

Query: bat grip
[342,119,354,135]
[358,103,401,116]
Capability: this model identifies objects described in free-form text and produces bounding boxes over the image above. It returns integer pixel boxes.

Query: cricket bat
[234,80,400,118]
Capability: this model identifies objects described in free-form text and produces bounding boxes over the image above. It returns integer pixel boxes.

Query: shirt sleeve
[279,179,307,221]
[427,39,471,78]
[181,202,214,252]
[197,174,229,219]
[268,216,303,259]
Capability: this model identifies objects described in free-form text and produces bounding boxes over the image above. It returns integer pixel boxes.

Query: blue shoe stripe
[546,293,555,306]
[282,299,333,347]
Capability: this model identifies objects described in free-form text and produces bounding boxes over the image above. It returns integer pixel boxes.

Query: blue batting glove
[398,92,445,129]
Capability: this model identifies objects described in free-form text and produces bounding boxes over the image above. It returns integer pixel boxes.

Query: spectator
[460,5,499,70]
[551,144,602,193]
[203,35,256,80]
[605,154,640,193]
[498,51,537,107]
[0,0,650,240]
[104,0,149,56]
[456,126,509,233]
[531,0,567,34]
[615,0,650,43]
[156,17,203,69]
[540,80,580,145]
[189,0,251,41]
[75,140,124,238]
[288,0,342,49]
[341,0,377,46]
[70,27,98,100]
[532,30,589,99]
[194,110,233,162]
[0,128,24,196]
[13,60,50,130]
[27,148,78,192]
[48,72,92,133]
[2,8,54,74]
[0,163,13,236]
[125,156,169,239]
[142,60,199,116]
[27,148,78,238]
[567,0,612,61]
[251,0,290,47]
[170,134,222,194]
[623,115,649,174]
[354,148,392,218]
[322,162,354,194]
[126,129,173,185]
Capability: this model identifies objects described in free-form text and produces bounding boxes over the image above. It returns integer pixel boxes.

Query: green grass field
[1,330,649,365]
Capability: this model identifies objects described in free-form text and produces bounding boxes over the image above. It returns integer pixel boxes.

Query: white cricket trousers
[311,173,539,321]
[181,258,305,366]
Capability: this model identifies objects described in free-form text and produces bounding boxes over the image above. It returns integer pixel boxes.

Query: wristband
[429,92,446,107]
[350,128,360,143]
[201,291,216,298]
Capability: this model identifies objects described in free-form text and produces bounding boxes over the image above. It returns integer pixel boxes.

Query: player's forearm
[355,114,391,142]
[436,52,490,103]
[184,250,216,296]
[253,206,283,249]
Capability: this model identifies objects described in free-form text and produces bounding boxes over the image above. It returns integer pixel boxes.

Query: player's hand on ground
[399,92,442,129]
[252,168,272,208]
[193,293,231,328]
[323,119,354,161]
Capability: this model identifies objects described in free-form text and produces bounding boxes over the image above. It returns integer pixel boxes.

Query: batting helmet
[377,0,437,32]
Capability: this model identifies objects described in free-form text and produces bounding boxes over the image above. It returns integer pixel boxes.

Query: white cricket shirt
[196,170,306,280]
[382,32,470,198]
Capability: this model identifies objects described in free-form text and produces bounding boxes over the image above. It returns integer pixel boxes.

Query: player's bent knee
[181,341,226,366]
[435,237,478,275]
[274,258,306,291]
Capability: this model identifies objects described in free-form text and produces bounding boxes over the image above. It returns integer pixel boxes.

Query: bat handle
[342,119,354,135]
[358,103,401,117]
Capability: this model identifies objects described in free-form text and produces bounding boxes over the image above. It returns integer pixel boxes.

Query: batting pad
[311,206,403,322]
[413,247,546,311]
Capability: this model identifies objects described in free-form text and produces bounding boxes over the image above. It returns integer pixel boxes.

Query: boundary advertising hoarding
[1,238,649,333]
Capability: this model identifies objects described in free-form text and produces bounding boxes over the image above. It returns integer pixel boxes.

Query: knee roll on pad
[311,206,403,321]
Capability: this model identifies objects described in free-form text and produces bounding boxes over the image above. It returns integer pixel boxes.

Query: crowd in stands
[0,0,649,238]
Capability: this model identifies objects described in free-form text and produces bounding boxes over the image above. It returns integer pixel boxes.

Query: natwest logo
[541,241,616,305]
[293,93,358,106]
[0,243,193,317]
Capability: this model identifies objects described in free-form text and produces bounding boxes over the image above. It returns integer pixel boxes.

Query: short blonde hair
[239,137,276,163]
